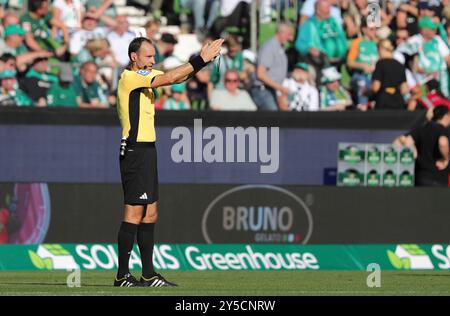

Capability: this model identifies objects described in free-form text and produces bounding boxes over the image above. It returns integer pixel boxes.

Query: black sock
[137,223,155,278]
[117,221,138,279]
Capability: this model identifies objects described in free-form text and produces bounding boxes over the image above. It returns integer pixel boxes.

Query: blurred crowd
[2,0,450,112]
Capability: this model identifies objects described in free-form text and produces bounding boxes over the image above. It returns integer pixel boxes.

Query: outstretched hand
[200,39,225,63]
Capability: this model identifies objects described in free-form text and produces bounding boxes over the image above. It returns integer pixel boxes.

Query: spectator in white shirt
[210,70,257,111]
[277,62,319,111]
[53,0,84,34]
[107,16,135,67]
[69,10,116,56]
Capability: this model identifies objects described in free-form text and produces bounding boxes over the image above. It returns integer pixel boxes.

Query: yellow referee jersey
[117,68,164,142]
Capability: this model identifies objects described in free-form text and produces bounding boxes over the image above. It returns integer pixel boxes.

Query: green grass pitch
[1,271,450,296]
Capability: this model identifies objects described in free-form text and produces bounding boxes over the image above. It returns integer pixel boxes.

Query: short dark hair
[432,105,450,121]
[0,53,16,63]
[80,61,97,70]
[128,37,153,61]
[29,0,48,12]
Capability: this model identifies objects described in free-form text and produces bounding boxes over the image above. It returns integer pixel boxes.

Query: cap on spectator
[4,24,25,37]
[321,66,341,83]
[59,63,73,82]
[160,33,178,45]
[419,0,440,13]
[294,62,310,71]
[171,82,186,93]
[418,0,430,10]
[0,69,17,79]
[419,16,438,30]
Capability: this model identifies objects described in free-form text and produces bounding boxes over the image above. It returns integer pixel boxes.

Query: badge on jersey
[137,69,150,76]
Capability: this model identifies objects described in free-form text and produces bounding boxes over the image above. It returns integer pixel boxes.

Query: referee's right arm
[151,38,224,88]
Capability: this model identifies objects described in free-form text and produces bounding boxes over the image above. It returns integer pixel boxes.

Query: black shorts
[120,142,158,205]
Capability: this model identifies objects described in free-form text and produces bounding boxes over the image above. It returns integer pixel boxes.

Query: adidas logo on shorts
[139,193,148,200]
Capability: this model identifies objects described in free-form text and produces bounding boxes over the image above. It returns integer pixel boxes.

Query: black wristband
[189,55,207,73]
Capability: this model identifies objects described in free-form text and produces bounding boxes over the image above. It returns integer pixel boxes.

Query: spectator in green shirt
[295,0,348,86]
[0,24,28,56]
[0,25,54,72]
[73,61,108,108]
[319,66,353,111]
[20,0,68,58]
[0,69,33,107]
[347,18,379,109]
[25,57,58,83]
[210,34,253,90]
[19,56,58,106]
[47,63,78,107]
[154,33,178,67]
[163,83,190,110]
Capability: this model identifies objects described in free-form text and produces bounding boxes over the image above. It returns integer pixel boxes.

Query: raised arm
[151,39,224,88]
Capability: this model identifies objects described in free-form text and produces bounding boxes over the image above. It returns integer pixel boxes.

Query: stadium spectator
[319,66,352,111]
[0,24,27,57]
[396,16,450,97]
[296,0,347,86]
[163,83,190,110]
[73,61,108,108]
[47,62,78,107]
[153,32,178,67]
[25,55,58,83]
[300,0,343,25]
[107,16,135,68]
[251,22,293,111]
[395,0,419,36]
[210,34,251,89]
[1,10,20,28]
[347,18,379,109]
[19,56,58,107]
[370,39,408,110]
[0,69,33,106]
[395,28,410,47]
[211,69,256,111]
[143,18,160,43]
[0,25,54,72]
[52,0,84,35]
[20,0,68,57]
[394,105,450,186]
[76,39,118,93]
[69,11,116,58]
[210,0,251,47]
[413,79,450,111]
[0,53,16,70]
[277,62,319,111]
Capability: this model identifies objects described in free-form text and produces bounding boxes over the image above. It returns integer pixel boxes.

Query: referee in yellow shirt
[114,37,223,287]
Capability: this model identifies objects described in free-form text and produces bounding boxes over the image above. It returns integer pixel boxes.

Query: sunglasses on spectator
[225,78,239,83]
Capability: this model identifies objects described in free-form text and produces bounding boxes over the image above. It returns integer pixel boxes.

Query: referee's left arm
[151,38,224,88]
